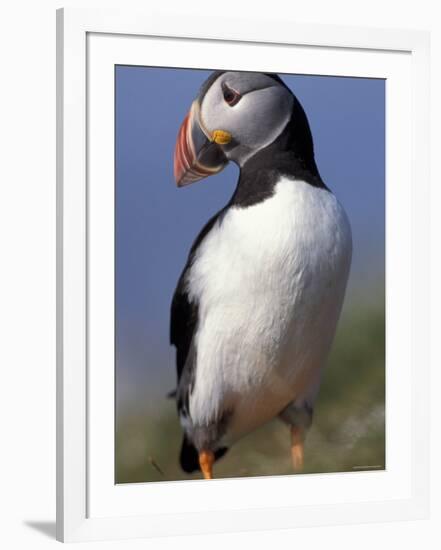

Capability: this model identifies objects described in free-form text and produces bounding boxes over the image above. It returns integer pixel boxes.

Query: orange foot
[199,450,215,480]
[291,426,304,472]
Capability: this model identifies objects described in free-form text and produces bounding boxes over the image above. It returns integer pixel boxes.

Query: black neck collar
[229,99,328,208]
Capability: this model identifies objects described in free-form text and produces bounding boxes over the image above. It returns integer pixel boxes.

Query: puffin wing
[170,272,198,382]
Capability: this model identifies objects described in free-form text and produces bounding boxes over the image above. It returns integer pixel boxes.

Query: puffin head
[174,71,296,186]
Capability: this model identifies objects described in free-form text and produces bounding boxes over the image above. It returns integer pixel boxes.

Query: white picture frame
[56,7,430,543]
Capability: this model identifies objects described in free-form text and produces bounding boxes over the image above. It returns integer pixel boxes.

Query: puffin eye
[222,85,241,106]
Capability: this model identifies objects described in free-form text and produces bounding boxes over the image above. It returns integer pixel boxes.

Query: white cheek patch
[232,87,293,150]
[200,84,230,136]
[200,82,293,156]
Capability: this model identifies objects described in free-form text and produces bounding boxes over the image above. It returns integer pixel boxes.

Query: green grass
[116,299,385,483]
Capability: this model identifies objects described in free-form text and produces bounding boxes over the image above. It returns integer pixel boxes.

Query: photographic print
[115,66,385,483]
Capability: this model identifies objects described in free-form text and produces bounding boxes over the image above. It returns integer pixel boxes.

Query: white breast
[186,177,352,442]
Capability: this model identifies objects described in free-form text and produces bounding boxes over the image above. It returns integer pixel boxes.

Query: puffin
[171,71,352,479]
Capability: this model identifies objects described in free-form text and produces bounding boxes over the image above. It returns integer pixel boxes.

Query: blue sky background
[115,66,385,407]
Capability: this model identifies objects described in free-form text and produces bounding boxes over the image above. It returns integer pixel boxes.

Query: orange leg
[290,426,304,472]
[199,450,215,480]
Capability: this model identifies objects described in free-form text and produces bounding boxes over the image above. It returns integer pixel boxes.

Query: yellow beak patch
[211,129,232,145]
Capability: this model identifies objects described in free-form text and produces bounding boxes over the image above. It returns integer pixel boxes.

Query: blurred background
[115,66,385,483]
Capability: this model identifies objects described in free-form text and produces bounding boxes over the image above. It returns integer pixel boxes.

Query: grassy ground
[116,300,385,483]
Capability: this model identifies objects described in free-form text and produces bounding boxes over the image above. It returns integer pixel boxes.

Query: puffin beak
[174,101,228,187]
